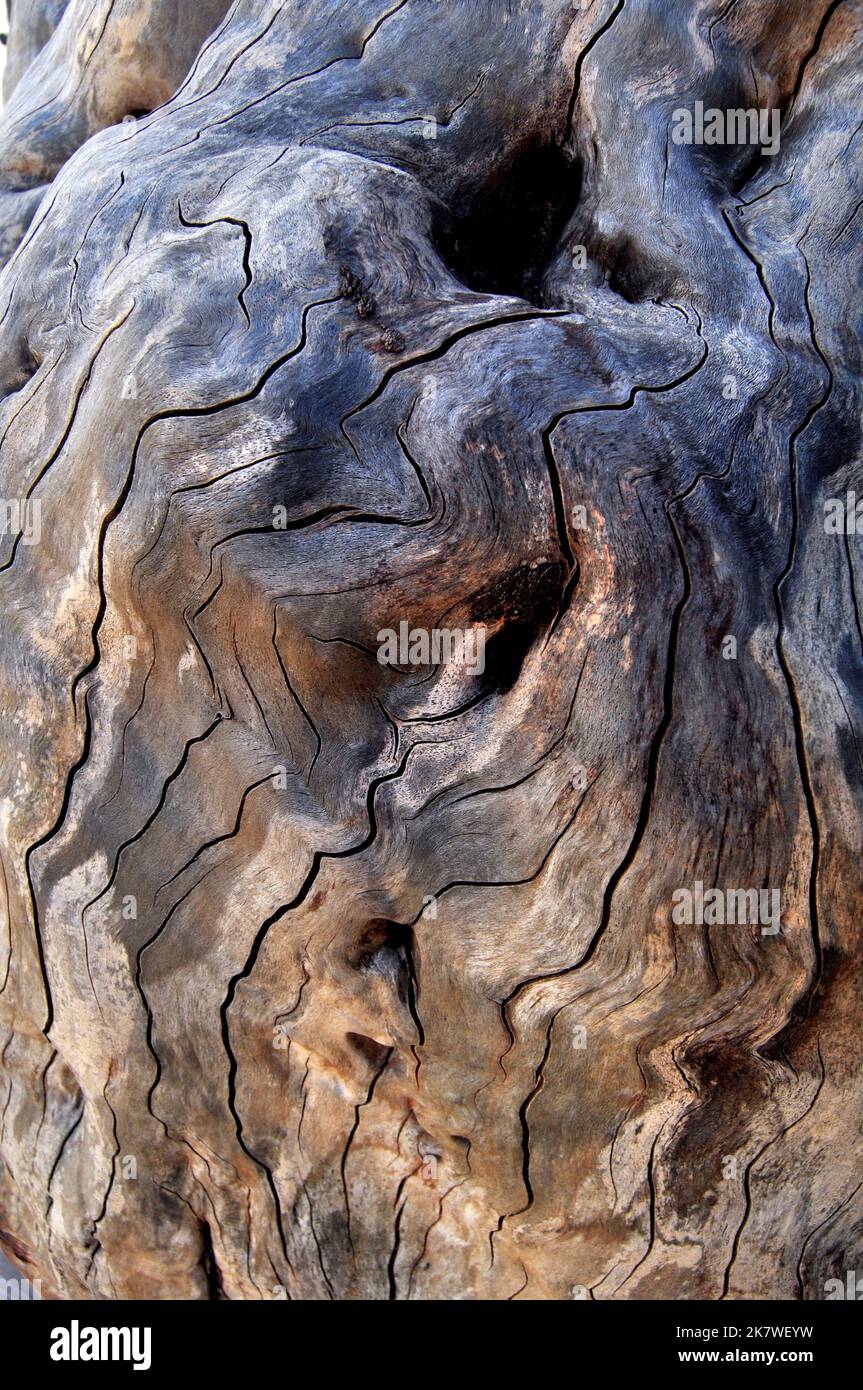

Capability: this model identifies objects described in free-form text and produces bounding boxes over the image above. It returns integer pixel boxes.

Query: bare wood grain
[0,0,861,1301]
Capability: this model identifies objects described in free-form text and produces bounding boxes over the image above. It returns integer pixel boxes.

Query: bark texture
[0,0,862,1301]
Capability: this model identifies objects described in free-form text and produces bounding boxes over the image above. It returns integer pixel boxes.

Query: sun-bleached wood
[0,0,861,1300]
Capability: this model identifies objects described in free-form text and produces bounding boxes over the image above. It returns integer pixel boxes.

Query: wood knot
[337,265,377,318]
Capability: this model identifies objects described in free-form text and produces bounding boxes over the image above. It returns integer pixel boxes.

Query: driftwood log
[0,0,861,1302]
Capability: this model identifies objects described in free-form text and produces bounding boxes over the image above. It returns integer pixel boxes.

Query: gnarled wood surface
[0,0,862,1301]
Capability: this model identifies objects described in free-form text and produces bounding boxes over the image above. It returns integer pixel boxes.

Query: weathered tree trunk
[0,0,232,265]
[2,1,69,104]
[0,0,861,1301]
